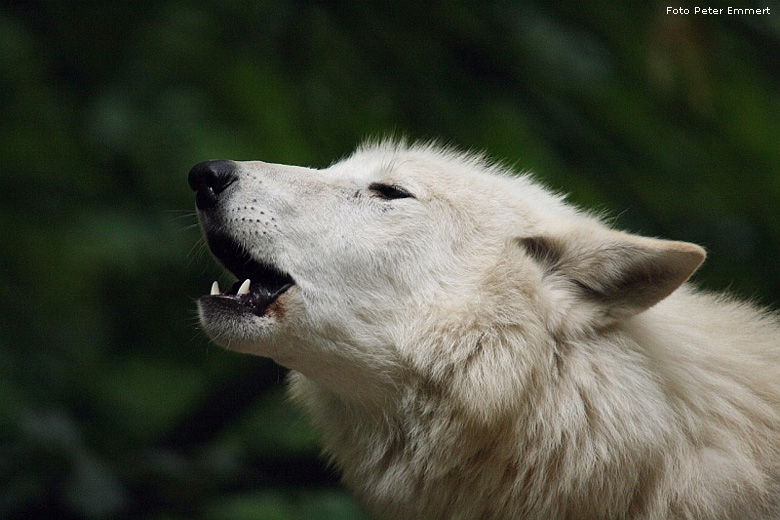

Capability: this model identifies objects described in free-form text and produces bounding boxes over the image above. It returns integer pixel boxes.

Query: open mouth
[204,232,295,316]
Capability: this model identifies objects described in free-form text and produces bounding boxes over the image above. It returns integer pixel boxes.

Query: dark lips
[204,232,295,316]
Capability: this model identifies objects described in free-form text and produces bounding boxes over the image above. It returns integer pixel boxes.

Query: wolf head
[190,141,704,409]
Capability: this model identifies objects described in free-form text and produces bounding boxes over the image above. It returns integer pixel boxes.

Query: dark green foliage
[1,2,778,517]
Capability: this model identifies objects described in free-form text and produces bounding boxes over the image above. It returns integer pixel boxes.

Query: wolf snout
[188,160,237,210]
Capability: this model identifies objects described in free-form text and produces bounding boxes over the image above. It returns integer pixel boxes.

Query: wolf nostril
[188,160,237,210]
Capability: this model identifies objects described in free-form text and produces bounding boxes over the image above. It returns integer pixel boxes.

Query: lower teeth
[237,279,251,296]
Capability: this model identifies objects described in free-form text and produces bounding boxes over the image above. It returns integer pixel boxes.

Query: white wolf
[189,141,780,519]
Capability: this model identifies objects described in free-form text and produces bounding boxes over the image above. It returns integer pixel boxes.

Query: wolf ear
[521,229,705,322]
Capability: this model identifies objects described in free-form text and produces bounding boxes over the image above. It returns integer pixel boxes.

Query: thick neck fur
[289,286,780,520]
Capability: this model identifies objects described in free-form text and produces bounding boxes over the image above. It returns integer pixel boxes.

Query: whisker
[185,238,213,269]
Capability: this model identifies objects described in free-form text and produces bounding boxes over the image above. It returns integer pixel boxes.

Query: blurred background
[1,1,779,518]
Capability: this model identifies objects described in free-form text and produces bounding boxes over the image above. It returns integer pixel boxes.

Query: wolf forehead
[327,141,580,220]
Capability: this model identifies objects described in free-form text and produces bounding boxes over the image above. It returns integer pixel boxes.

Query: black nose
[188,160,237,210]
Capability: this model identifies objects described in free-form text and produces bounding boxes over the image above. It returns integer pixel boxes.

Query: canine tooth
[237,279,251,296]
[210,281,220,295]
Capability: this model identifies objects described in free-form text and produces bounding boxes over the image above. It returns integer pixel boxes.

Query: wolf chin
[189,141,780,519]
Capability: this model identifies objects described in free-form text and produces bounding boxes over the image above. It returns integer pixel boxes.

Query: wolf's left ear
[521,228,705,322]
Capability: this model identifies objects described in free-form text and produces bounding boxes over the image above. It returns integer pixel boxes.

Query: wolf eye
[368,182,414,200]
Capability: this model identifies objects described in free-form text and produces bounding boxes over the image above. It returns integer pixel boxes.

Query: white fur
[197,141,780,519]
